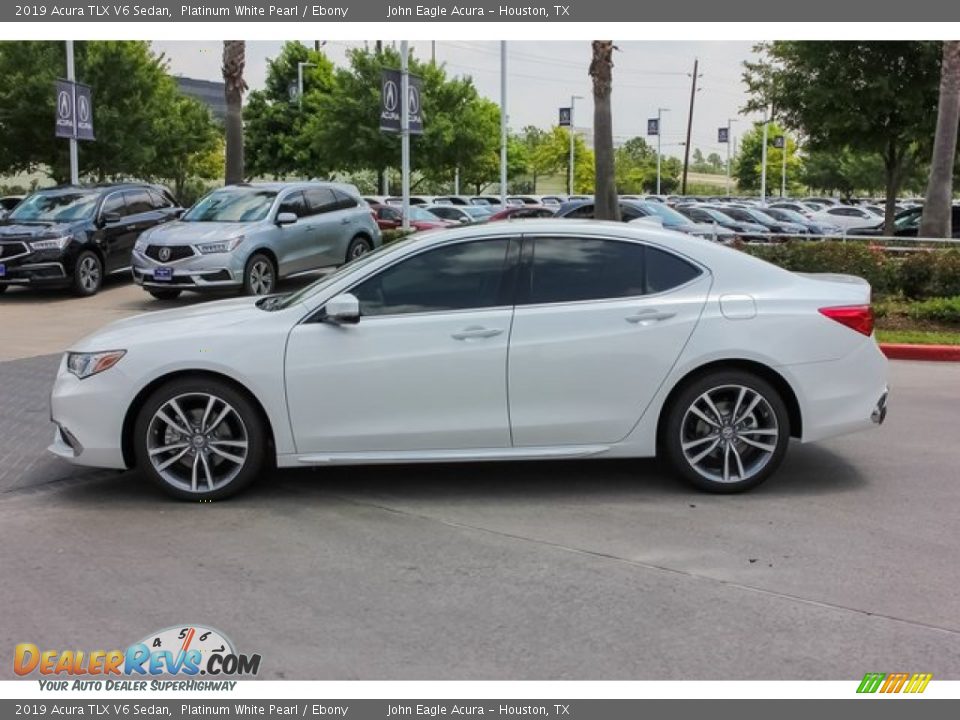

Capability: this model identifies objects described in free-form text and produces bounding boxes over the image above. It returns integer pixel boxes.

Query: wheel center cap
[191,434,206,449]
[721,426,735,439]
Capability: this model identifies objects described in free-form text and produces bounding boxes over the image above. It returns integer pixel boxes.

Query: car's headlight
[66,350,126,380]
[29,236,72,252]
[196,237,243,254]
[134,235,150,253]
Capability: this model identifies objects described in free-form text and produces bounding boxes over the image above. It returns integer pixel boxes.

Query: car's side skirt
[279,445,612,467]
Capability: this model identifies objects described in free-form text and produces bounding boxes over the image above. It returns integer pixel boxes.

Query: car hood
[0,220,83,240]
[142,221,250,245]
[71,296,265,351]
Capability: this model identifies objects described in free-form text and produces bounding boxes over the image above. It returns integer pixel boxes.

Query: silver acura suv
[132,182,381,299]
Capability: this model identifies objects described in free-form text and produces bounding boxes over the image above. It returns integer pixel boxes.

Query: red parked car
[487,205,557,222]
[369,203,455,231]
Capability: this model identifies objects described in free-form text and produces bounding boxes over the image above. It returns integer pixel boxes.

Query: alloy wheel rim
[680,384,779,484]
[79,256,100,291]
[249,260,273,295]
[351,242,369,259]
[146,392,249,493]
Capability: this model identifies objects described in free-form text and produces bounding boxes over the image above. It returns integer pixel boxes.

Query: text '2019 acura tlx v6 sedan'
[49,220,889,500]
[131,182,381,299]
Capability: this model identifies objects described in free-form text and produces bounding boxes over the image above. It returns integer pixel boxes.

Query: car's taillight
[819,305,874,336]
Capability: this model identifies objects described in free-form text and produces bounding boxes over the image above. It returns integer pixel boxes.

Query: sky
[152,40,766,162]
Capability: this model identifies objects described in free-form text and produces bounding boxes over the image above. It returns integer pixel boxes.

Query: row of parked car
[2,183,954,299]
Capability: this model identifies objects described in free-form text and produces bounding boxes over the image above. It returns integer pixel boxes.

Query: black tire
[133,377,267,501]
[72,250,103,296]
[147,289,182,301]
[0,285,8,294]
[242,252,276,296]
[345,235,373,264]
[662,370,790,493]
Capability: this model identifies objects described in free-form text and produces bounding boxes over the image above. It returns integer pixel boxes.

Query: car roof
[230,181,361,196]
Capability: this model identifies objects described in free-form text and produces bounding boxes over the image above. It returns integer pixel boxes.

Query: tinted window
[148,189,174,209]
[124,190,154,215]
[278,191,307,218]
[353,239,510,316]
[304,187,339,215]
[100,193,128,218]
[620,204,645,221]
[565,204,595,219]
[429,207,459,220]
[377,206,401,221]
[527,237,645,304]
[333,189,358,210]
[645,246,701,293]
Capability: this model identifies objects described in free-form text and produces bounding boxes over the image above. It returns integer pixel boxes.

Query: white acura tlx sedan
[49,220,889,500]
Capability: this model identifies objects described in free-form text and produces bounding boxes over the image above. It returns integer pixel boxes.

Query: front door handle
[451,326,504,340]
[625,309,676,324]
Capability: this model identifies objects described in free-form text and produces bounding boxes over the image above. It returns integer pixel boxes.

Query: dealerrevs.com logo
[14,625,261,688]
[857,672,933,694]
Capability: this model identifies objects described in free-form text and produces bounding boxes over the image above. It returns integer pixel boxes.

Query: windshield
[8,190,99,222]
[268,237,420,311]
[895,210,921,230]
[183,188,277,223]
[701,208,736,223]
[638,202,689,225]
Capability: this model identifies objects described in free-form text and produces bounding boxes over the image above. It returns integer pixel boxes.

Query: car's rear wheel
[242,253,275,296]
[345,235,372,264]
[663,370,790,493]
[133,378,267,500]
[147,289,182,301]
[72,250,103,296]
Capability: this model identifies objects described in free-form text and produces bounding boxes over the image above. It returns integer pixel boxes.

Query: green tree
[149,91,223,200]
[244,41,336,178]
[732,122,803,195]
[707,152,724,173]
[743,41,941,232]
[517,125,552,192]
[0,41,195,183]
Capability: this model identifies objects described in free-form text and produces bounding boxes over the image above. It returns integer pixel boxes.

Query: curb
[879,343,960,362]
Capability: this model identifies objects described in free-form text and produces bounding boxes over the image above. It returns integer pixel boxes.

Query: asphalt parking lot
[1,283,959,680]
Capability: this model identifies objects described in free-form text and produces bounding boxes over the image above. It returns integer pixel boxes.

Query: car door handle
[451,326,504,340]
[625,309,676,324]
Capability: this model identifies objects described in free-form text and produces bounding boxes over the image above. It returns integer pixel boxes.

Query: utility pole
[781,134,788,198]
[568,94,584,196]
[656,107,669,195]
[681,58,699,196]
[431,41,436,64]
[65,40,79,185]
[760,105,770,204]
[400,40,410,230]
[376,41,387,195]
[500,41,508,205]
[725,118,737,195]
[296,62,315,107]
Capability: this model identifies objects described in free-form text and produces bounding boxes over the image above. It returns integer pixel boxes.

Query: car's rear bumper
[785,339,889,443]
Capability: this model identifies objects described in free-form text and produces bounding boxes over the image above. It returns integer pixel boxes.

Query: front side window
[124,190,154,215]
[353,239,511,316]
[100,193,128,219]
[278,191,307,218]
[304,187,339,215]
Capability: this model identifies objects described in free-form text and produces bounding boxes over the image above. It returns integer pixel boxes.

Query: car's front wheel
[242,253,275,296]
[72,250,103,296]
[133,378,267,500]
[662,370,790,493]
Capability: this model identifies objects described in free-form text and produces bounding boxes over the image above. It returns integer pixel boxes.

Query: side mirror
[276,212,298,226]
[100,211,122,226]
[323,292,360,325]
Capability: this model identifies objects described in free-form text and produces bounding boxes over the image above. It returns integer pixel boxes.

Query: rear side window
[524,237,701,304]
[304,187,339,215]
[333,190,358,210]
[353,239,511,316]
[124,190,154,215]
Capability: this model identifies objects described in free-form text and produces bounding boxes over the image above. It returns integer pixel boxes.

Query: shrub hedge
[742,242,960,300]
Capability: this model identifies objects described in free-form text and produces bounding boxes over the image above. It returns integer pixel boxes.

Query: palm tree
[222,40,248,185]
[590,41,619,221]
[919,41,960,238]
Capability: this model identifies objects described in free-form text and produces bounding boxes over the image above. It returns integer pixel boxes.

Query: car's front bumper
[132,249,245,291]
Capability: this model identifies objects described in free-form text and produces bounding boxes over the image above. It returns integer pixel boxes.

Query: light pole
[65,40,78,185]
[568,94,584,196]
[760,105,770,205]
[780,133,788,198]
[297,62,316,107]
[725,117,737,195]
[400,41,410,231]
[656,107,669,195]
[500,41,508,206]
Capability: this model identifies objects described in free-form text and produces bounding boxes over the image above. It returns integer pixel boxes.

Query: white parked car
[49,220,888,500]
[810,205,878,232]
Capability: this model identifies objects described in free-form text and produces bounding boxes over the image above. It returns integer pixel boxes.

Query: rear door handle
[625,309,676,324]
[451,326,504,340]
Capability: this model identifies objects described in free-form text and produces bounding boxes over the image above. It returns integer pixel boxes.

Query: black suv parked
[0,184,182,296]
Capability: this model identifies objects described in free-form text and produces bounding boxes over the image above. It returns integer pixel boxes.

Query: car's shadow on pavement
[48,442,867,506]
